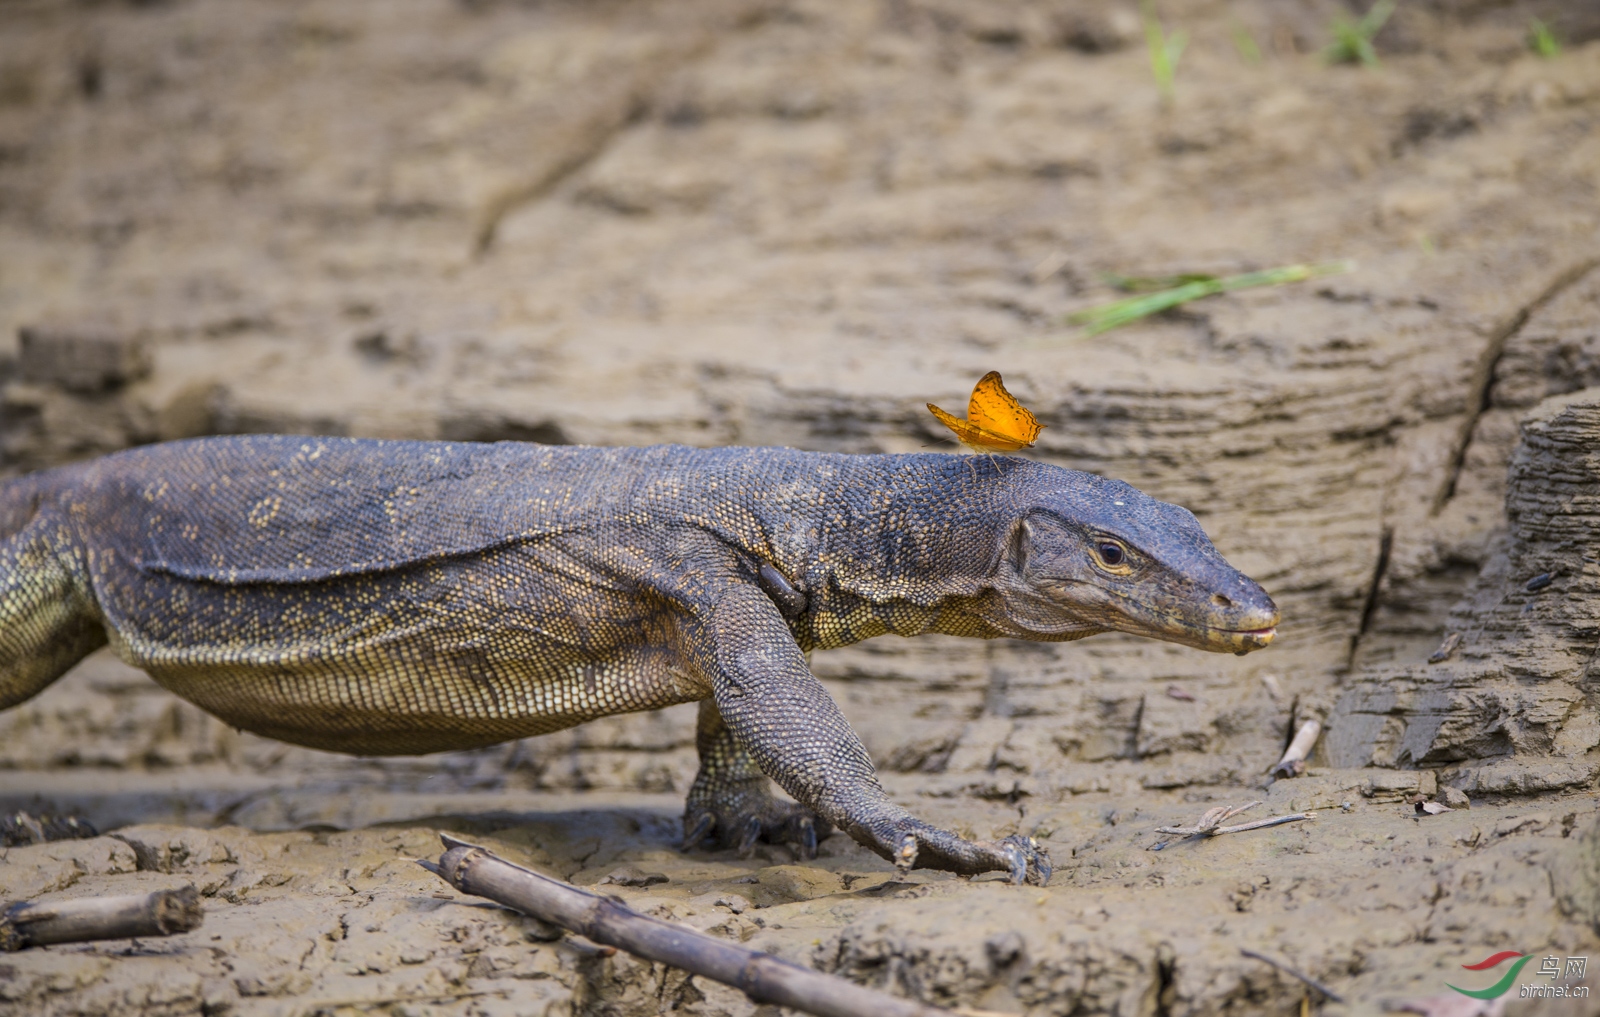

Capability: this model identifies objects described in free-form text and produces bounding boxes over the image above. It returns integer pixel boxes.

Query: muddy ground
[2,0,1600,1013]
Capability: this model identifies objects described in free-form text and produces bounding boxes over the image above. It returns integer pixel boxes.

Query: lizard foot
[871,821,1052,886]
[681,790,833,861]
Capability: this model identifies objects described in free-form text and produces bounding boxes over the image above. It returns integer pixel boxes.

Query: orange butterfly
[927,371,1044,454]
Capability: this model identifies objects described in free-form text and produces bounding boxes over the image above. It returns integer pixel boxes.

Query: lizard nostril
[1211,593,1233,608]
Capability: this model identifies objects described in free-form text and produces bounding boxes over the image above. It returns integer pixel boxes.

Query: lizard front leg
[682,699,833,858]
[680,584,1051,886]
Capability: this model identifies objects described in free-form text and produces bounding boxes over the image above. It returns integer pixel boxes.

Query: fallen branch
[421,835,949,1017]
[0,886,203,951]
[1204,812,1315,835]
[1151,802,1315,849]
[1240,948,1345,1004]
[1270,719,1321,778]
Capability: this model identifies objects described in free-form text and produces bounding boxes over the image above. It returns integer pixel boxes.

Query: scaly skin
[0,437,1277,884]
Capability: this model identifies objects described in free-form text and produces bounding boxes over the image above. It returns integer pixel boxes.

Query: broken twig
[1270,719,1321,778]
[1154,801,1315,842]
[1208,813,1316,835]
[0,886,203,951]
[421,835,949,1017]
[1426,632,1461,665]
[1240,948,1345,1004]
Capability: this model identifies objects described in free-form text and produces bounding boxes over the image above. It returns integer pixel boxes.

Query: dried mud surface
[2,0,1600,1014]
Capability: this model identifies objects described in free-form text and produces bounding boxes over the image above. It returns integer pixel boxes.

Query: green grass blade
[1104,272,1219,293]
[1141,0,1184,104]
[1529,18,1561,59]
[1324,0,1395,67]
[1232,23,1263,65]
[1358,0,1396,37]
[1064,261,1354,337]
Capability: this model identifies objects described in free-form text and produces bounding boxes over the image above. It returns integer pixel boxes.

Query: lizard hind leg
[682,699,833,860]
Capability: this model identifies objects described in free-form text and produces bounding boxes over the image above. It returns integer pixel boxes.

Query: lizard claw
[893,832,919,876]
[681,812,715,852]
[735,815,763,857]
[865,822,1051,884]
[1001,840,1028,885]
[999,834,1052,886]
[796,816,818,861]
[681,790,830,859]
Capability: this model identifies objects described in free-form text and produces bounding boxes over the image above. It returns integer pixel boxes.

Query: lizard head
[990,470,1278,654]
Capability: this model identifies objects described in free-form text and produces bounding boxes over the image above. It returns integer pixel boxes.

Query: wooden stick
[1240,948,1345,1003]
[420,835,950,1017]
[1213,813,1315,835]
[1151,802,1314,849]
[1270,719,1321,778]
[0,886,203,951]
[1156,801,1262,836]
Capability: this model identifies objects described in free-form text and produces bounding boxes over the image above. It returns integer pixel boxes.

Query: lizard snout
[1205,582,1279,655]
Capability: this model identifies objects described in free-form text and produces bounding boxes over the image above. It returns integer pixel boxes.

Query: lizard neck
[782,453,1039,649]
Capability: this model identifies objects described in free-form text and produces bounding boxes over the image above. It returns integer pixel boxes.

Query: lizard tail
[0,472,107,711]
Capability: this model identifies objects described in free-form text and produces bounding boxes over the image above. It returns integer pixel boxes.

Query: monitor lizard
[0,436,1278,885]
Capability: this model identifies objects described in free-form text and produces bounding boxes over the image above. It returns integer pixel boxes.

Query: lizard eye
[1091,540,1131,573]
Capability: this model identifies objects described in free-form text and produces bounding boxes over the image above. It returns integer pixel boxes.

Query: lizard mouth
[1224,626,1278,640]
[1030,583,1278,653]
[1129,607,1278,654]
[1227,625,1277,648]
[1201,624,1277,656]
[1104,595,1276,634]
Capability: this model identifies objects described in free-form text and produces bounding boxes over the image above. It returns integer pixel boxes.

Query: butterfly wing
[927,402,985,445]
[927,400,1032,453]
[965,371,1044,448]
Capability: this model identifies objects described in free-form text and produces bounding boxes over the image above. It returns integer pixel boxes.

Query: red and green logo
[1448,952,1532,999]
